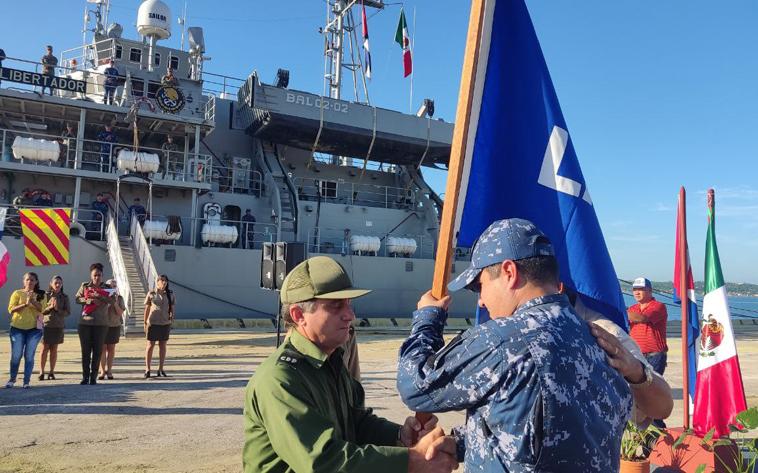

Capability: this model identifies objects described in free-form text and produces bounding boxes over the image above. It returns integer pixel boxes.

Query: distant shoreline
[620,280,758,298]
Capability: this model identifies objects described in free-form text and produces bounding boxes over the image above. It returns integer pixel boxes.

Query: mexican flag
[395,8,412,77]
[692,189,747,438]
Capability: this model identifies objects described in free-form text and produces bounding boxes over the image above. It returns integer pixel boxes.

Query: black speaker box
[274,242,306,290]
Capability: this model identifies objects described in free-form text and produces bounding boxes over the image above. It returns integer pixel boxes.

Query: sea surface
[622,294,758,320]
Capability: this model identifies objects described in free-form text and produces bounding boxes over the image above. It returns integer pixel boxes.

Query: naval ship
[0,0,477,333]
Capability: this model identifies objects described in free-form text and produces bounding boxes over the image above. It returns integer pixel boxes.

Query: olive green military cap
[280,256,371,304]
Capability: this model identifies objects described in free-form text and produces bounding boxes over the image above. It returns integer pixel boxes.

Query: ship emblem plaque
[155,85,186,113]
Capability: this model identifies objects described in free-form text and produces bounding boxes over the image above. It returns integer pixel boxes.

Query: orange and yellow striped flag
[19,208,72,266]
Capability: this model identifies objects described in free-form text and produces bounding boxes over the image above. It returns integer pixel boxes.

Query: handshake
[401,415,459,473]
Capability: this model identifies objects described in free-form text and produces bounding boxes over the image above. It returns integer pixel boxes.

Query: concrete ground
[0,326,756,472]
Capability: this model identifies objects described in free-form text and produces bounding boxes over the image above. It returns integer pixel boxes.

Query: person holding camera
[6,272,46,388]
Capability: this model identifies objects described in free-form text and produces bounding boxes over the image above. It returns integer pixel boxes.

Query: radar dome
[137,0,171,40]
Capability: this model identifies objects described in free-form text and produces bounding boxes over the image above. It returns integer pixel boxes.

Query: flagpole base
[649,428,739,472]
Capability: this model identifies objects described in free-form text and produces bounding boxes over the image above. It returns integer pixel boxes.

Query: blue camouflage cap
[448,218,555,292]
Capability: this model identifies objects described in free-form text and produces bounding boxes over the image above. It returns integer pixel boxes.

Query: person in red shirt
[628,277,668,427]
[628,277,668,372]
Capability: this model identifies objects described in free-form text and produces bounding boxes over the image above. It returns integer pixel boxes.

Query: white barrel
[350,235,381,253]
[201,223,238,244]
[143,220,181,241]
[386,237,417,256]
[12,136,60,162]
[116,150,160,173]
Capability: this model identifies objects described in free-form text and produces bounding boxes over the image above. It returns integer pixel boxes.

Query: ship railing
[130,212,159,293]
[142,214,277,249]
[210,166,263,197]
[306,227,434,259]
[1,53,121,104]
[0,127,213,184]
[204,95,216,122]
[292,177,416,210]
[310,153,399,174]
[60,38,118,73]
[105,213,133,323]
[201,71,245,99]
[1,52,204,109]
[0,203,106,241]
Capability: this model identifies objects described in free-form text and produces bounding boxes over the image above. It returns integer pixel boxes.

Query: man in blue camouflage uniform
[397,218,632,472]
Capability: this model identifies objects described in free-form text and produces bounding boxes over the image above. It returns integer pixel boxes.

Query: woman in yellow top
[6,272,47,388]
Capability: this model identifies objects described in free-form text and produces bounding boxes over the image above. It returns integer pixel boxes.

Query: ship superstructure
[0,0,476,333]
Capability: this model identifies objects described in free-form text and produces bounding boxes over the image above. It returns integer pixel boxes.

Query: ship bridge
[234,73,454,167]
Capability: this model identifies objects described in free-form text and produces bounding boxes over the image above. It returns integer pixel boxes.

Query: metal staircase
[119,236,148,336]
[261,141,298,241]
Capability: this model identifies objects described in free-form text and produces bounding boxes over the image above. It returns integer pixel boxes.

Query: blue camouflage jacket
[397,294,632,472]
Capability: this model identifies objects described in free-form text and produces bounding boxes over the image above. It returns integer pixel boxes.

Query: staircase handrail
[105,214,133,324]
[268,142,299,239]
[130,216,159,294]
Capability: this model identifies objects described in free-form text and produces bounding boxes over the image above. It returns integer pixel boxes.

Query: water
[622,294,758,320]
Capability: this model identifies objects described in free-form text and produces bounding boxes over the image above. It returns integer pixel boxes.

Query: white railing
[211,167,263,196]
[105,214,132,322]
[147,214,277,249]
[130,215,159,293]
[0,203,105,241]
[307,227,434,259]
[0,127,214,184]
[293,177,416,209]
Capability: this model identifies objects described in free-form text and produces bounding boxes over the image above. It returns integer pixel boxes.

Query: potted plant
[706,407,758,473]
[620,421,663,473]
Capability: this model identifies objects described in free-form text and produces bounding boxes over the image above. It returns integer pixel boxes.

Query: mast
[322,0,383,101]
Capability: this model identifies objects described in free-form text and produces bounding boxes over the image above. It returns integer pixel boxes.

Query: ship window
[147,81,161,99]
[170,56,179,71]
[114,45,123,59]
[131,78,145,97]
[129,47,142,63]
[154,52,161,67]
[318,180,338,199]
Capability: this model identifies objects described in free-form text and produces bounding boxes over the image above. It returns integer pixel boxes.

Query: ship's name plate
[0,67,86,93]
[286,92,348,114]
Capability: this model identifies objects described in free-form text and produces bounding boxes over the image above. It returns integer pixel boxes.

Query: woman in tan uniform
[39,275,70,380]
[143,274,175,378]
[98,278,125,380]
[75,263,115,385]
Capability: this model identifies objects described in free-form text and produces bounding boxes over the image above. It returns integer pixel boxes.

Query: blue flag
[454,0,627,329]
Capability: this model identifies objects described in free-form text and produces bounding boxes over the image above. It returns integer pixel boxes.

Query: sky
[1,0,757,283]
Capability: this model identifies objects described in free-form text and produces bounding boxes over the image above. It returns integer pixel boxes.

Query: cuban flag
[361,1,372,79]
[673,190,699,411]
[453,0,627,329]
[0,208,10,288]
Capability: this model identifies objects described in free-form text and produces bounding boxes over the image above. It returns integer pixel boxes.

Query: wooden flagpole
[412,0,487,431]
[679,186,690,429]
[430,0,486,300]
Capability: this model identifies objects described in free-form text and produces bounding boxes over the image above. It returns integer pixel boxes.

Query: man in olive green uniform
[243,256,457,473]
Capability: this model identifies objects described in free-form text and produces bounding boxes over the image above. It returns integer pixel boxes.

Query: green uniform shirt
[243,330,408,473]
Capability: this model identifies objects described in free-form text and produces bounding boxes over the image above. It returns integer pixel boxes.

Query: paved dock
[0,327,756,472]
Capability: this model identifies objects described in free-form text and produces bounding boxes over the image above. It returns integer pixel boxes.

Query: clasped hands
[401,415,459,473]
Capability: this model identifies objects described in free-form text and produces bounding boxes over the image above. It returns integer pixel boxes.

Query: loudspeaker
[260,242,276,290]
[274,242,306,290]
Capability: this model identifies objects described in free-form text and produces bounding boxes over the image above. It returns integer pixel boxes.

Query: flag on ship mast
[361,1,372,79]
[692,189,747,438]
[395,8,412,78]
[673,190,699,411]
[449,0,627,329]
[0,208,10,288]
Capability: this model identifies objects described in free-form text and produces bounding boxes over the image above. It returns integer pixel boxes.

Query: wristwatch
[628,361,654,388]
